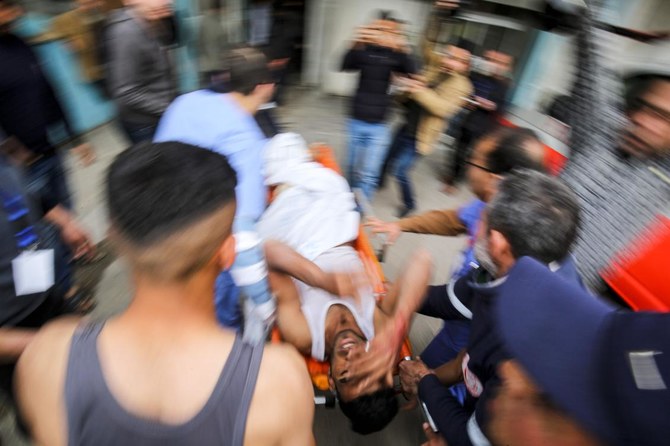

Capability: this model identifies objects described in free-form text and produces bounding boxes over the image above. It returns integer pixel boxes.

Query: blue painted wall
[14,3,201,135]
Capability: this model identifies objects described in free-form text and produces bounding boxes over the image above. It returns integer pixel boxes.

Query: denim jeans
[346,119,390,201]
[120,120,158,145]
[25,152,73,210]
[390,131,419,211]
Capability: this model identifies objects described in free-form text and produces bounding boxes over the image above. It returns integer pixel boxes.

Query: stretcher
[269,144,412,392]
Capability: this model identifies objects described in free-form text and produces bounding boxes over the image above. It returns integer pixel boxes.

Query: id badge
[12,249,55,296]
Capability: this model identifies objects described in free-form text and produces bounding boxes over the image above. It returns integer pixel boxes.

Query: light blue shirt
[154,90,268,221]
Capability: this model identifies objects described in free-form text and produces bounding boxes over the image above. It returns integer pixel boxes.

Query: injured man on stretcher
[257,134,432,434]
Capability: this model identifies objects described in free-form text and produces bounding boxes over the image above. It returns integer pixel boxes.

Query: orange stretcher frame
[270,144,412,391]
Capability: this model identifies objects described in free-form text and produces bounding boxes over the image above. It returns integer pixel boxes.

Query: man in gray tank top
[14,141,315,445]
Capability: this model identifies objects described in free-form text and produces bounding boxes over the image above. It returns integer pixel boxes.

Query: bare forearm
[0,328,36,363]
[44,205,74,229]
[394,250,433,323]
[264,240,326,289]
[433,357,462,387]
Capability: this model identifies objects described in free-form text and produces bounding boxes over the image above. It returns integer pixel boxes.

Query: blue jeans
[25,152,73,210]
[390,132,418,210]
[346,119,390,201]
[121,120,158,145]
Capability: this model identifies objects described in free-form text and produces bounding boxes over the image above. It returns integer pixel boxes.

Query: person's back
[15,142,314,446]
[155,89,267,221]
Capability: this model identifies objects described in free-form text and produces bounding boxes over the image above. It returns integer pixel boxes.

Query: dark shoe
[396,206,415,219]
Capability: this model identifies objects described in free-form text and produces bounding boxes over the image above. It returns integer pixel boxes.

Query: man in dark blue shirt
[400,170,583,446]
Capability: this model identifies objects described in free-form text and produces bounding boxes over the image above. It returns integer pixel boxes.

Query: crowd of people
[1,0,669,445]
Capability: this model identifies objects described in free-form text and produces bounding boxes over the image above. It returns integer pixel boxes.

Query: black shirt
[341,45,415,123]
[0,33,74,154]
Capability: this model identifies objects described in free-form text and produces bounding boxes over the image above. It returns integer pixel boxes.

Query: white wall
[303,0,432,96]
[511,0,670,111]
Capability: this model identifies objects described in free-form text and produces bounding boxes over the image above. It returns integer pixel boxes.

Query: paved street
[1,87,473,445]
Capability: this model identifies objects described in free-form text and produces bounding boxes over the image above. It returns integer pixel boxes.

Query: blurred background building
[10,0,670,140]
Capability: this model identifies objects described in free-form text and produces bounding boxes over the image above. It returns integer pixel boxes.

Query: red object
[602,216,670,312]
[498,116,568,176]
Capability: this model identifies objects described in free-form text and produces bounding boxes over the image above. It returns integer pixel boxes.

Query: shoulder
[16,317,83,445]
[245,344,314,444]
[258,343,312,397]
[160,92,208,120]
[458,199,486,222]
[460,74,475,92]
[52,10,75,29]
[18,316,82,376]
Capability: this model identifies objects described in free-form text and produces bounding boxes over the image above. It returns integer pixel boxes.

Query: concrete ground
[1,87,473,445]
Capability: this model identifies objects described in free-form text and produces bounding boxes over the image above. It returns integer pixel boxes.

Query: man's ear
[217,235,236,271]
[254,83,275,102]
[328,375,336,392]
[488,229,512,264]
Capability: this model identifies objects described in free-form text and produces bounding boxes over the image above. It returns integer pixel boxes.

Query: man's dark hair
[378,10,395,20]
[486,127,546,175]
[214,46,273,95]
[337,388,399,435]
[625,75,670,111]
[488,169,580,264]
[448,37,476,55]
[107,141,237,248]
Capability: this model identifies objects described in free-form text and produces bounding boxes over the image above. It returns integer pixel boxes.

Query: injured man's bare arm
[265,240,433,403]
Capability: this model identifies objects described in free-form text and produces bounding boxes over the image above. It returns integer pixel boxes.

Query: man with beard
[257,133,432,434]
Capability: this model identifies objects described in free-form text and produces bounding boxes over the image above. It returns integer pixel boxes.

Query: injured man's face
[329,329,393,401]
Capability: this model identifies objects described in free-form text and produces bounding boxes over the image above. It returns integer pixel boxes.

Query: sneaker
[242,298,277,345]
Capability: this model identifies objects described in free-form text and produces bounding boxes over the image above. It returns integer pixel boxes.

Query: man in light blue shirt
[155,47,276,343]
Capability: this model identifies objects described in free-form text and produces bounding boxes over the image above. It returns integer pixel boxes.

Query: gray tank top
[64,322,263,446]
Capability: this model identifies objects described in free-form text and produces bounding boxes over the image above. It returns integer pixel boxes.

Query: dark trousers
[448,127,475,185]
[25,151,73,210]
[120,120,158,145]
[389,130,419,211]
[378,125,405,189]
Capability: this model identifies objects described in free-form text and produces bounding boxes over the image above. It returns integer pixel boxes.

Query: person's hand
[321,269,370,303]
[421,422,448,446]
[407,79,428,93]
[59,219,95,261]
[434,0,460,9]
[365,217,402,245]
[474,96,496,111]
[354,26,376,45]
[268,57,289,70]
[71,143,96,167]
[344,315,406,393]
[399,357,434,397]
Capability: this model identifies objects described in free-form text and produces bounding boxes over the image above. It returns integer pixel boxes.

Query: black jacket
[0,33,76,154]
[341,45,415,123]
